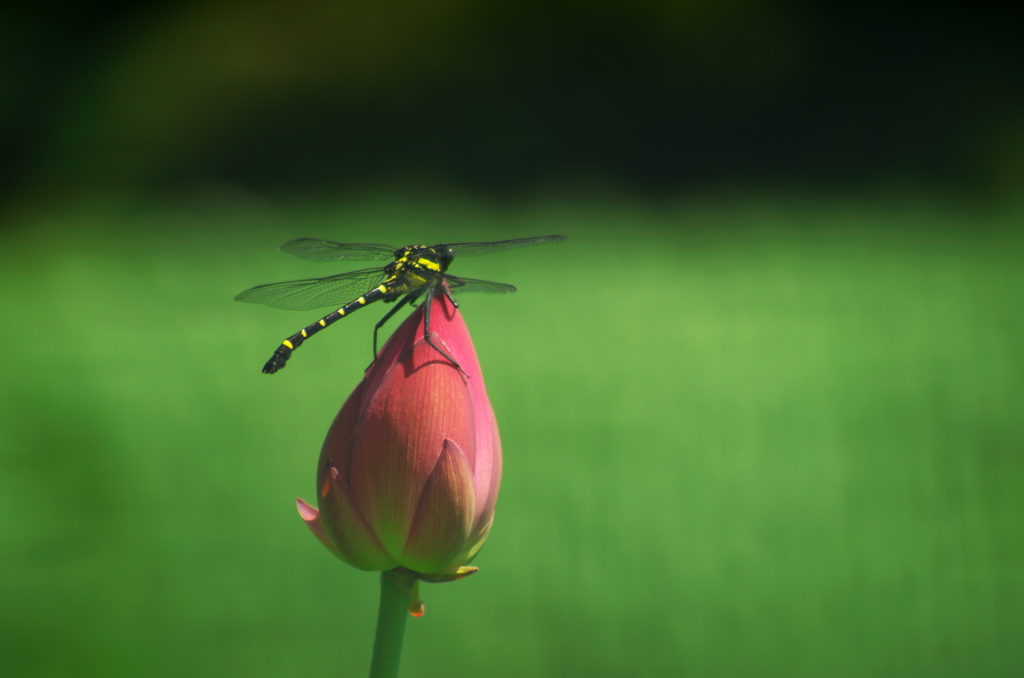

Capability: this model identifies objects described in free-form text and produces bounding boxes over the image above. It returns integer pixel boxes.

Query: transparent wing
[234,268,389,310]
[278,239,397,263]
[444,235,567,258]
[444,275,517,294]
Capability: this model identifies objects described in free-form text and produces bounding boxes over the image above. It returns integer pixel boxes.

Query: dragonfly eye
[437,246,455,268]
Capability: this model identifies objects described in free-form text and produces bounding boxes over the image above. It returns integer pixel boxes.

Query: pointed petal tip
[296,497,320,523]
[453,565,479,580]
[297,497,342,557]
[415,566,480,583]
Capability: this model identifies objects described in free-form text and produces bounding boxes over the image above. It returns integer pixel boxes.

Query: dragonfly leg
[442,283,460,308]
[423,287,467,378]
[372,291,419,360]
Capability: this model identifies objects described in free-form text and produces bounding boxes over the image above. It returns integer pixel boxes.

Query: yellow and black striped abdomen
[261,283,399,374]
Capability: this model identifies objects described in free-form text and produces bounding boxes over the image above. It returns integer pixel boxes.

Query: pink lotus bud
[297,288,502,576]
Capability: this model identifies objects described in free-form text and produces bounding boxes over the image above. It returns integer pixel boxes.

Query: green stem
[368,570,411,678]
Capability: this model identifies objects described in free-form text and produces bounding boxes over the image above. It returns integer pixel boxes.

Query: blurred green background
[2,2,1023,677]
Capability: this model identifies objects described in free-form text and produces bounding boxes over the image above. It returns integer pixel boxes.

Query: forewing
[279,239,397,263]
[234,269,388,310]
[445,235,567,258]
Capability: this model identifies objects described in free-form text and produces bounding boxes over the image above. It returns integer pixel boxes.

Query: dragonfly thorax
[393,244,455,275]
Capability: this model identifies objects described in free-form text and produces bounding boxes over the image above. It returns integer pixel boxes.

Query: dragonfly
[235,235,567,374]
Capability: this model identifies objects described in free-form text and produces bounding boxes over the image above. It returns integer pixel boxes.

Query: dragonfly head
[433,245,455,271]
